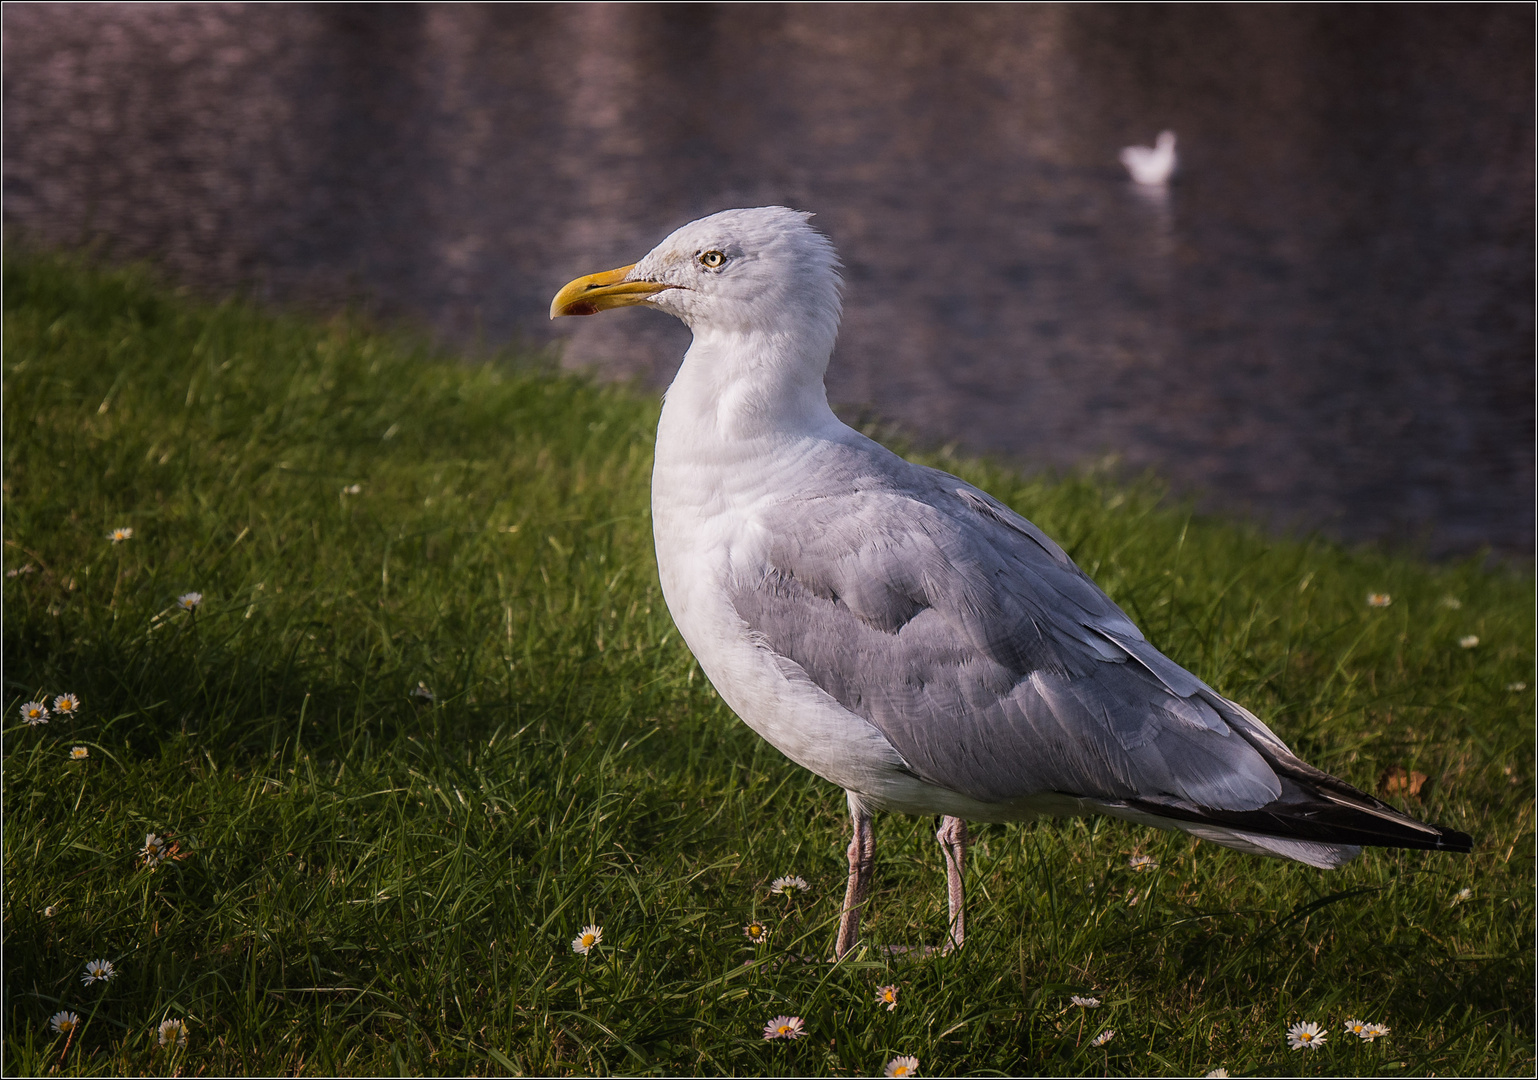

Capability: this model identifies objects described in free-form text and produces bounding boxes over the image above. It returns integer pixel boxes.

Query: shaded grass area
[4,252,1533,1076]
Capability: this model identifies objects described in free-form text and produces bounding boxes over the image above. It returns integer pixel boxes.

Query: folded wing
[730,439,1471,857]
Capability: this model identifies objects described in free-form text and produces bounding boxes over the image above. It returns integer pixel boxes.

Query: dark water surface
[5,4,1532,555]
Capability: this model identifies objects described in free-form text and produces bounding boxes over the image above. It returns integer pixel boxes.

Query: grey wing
[730,449,1283,812]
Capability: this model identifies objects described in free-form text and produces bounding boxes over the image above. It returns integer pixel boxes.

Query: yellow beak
[549,264,670,319]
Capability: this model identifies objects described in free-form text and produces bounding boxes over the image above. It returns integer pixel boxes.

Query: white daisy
[20,700,50,725]
[142,833,169,866]
[82,958,116,985]
[876,984,899,1011]
[884,1055,919,1077]
[70,746,89,760]
[1091,1029,1115,1047]
[770,874,810,895]
[743,920,770,944]
[177,592,203,612]
[762,1015,805,1040]
[158,1018,188,1047]
[1343,1018,1369,1038]
[1361,1023,1390,1042]
[1453,887,1473,904]
[343,484,363,495]
[1204,1070,1230,1078]
[1366,592,1392,608]
[571,924,602,955]
[1508,682,1527,692]
[1286,1020,1326,1050]
[1459,635,1479,649]
[109,527,134,543]
[1070,995,1102,1008]
[53,693,81,717]
[411,682,435,704]
[50,1010,80,1035]
[1128,854,1158,873]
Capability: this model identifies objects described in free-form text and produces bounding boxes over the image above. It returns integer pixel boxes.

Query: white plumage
[1121,130,1178,186]
[550,207,1470,958]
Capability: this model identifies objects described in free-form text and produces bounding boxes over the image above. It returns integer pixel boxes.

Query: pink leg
[936,815,968,953]
[835,793,876,959]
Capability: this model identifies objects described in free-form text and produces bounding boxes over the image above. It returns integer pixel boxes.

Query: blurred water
[5,4,1531,556]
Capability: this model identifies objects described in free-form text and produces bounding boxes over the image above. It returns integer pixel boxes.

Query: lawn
[4,252,1533,1076]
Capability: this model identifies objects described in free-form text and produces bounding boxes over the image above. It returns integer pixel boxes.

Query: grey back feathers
[729,432,1472,857]
[729,434,1281,809]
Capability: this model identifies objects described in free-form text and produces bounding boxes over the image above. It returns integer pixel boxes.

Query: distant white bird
[1121,130,1178,186]
[551,207,1471,959]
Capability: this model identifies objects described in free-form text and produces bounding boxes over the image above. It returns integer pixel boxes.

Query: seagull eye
[699,250,726,269]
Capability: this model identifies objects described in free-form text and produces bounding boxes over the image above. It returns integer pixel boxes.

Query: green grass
[3,251,1532,1077]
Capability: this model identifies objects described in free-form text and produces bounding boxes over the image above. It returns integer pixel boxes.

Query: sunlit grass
[5,252,1532,1076]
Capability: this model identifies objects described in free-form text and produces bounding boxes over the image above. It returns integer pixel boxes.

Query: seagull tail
[1114,696,1473,860]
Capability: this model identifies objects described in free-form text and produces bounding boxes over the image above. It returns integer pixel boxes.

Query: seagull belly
[654,516,894,788]
[652,460,1065,821]
[676,588,1018,818]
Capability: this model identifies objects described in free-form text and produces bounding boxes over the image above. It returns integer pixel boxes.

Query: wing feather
[730,441,1282,811]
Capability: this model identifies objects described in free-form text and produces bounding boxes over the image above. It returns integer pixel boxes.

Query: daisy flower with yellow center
[1361,1023,1390,1042]
[1091,1029,1115,1047]
[1070,995,1101,1008]
[571,924,603,954]
[1453,887,1473,904]
[762,1015,805,1040]
[20,700,50,725]
[177,592,203,612]
[142,833,169,866]
[1343,1018,1369,1038]
[53,693,81,717]
[82,958,116,985]
[1204,1070,1230,1078]
[770,875,809,895]
[158,1018,188,1047]
[884,1055,919,1077]
[743,920,770,944]
[1286,1020,1326,1050]
[109,527,134,543]
[1128,854,1157,873]
[50,1010,80,1035]
[1366,592,1392,608]
[876,984,899,1011]
[70,746,89,760]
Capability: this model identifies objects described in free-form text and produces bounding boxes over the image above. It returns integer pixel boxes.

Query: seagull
[1120,130,1178,187]
[550,207,1471,958]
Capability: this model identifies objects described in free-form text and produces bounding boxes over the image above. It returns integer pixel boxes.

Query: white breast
[651,422,883,775]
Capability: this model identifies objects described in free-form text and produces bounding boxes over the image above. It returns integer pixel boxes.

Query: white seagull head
[551,207,842,343]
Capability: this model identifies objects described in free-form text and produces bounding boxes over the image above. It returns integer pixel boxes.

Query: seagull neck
[661,326,840,447]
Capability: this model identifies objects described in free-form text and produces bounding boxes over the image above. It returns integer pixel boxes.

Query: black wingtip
[1126,793,1474,854]
[1433,826,1474,854]
[1190,695,1476,855]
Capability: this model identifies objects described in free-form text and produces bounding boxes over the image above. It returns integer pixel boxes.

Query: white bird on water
[1121,130,1178,187]
[551,207,1470,958]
